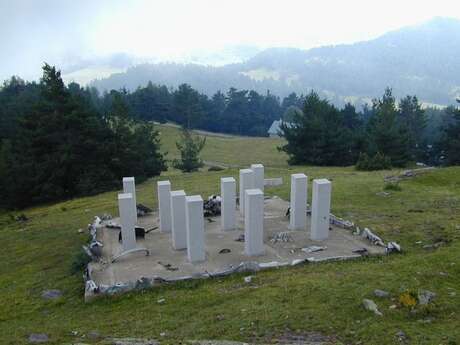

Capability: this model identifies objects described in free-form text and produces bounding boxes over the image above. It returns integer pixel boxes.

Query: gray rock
[362,299,383,316]
[374,289,390,298]
[87,330,101,340]
[28,333,49,343]
[395,330,407,341]
[418,290,436,305]
[41,289,62,300]
[111,338,159,345]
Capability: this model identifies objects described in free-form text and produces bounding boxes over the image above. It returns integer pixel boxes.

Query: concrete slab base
[89,196,385,288]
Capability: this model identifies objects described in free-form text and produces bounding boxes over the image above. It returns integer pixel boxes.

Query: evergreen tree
[173,129,206,172]
[173,83,202,129]
[398,95,427,160]
[438,101,460,165]
[279,91,354,166]
[367,88,411,167]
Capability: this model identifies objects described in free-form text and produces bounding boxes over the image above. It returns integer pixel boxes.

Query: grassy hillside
[1,128,459,344]
[157,124,288,167]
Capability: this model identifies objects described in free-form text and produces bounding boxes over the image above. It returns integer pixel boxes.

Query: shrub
[70,249,91,275]
[384,181,402,191]
[356,152,392,171]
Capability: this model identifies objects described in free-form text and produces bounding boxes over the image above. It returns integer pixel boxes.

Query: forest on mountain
[90,18,460,107]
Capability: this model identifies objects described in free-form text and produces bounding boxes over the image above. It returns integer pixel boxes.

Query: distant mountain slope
[90,17,460,106]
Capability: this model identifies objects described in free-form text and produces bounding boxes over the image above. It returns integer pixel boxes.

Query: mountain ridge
[89,17,460,106]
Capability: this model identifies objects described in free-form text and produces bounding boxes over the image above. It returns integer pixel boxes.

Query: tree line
[1,64,459,209]
[0,65,166,209]
[280,89,460,168]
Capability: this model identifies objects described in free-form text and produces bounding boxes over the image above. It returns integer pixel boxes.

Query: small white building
[268,119,291,137]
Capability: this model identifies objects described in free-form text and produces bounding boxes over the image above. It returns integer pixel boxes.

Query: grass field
[0,124,459,344]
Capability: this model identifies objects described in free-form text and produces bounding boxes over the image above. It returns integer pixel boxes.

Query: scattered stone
[386,241,401,254]
[28,333,49,343]
[111,338,159,345]
[77,228,84,234]
[374,289,390,298]
[362,299,383,316]
[389,304,397,309]
[234,234,245,242]
[70,331,78,336]
[439,271,448,276]
[157,298,165,304]
[87,330,101,340]
[159,332,166,337]
[376,191,390,197]
[41,289,62,300]
[418,317,434,324]
[244,276,253,284]
[418,290,436,305]
[218,248,231,254]
[215,314,225,321]
[395,330,407,342]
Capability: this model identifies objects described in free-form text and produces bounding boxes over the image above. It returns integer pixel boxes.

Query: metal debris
[361,228,385,246]
[301,245,327,253]
[234,234,245,242]
[204,195,221,217]
[330,214,354,229]
[158,261,178,271]
[386,241,401,254]
[270,231,293,243]
[137,204,152,217]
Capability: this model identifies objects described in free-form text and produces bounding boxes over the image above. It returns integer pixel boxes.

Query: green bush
[356,152,392,171]
[384,181,402,191]
[70,249,91,275]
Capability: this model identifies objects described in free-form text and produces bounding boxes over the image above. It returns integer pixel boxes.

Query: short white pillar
[186,195,205,263]
[239,169,254,215]
[157,180,172,233]
[123,177,137,223]
[310,179,332,240]
[221,177,236,231]
[118,193,137,251]
[251,164,264,192]
[170,190,187,250]
[244,189,264,256]
[289,173,308,230]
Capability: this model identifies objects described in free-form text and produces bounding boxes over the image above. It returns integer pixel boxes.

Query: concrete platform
[89,197,385,287]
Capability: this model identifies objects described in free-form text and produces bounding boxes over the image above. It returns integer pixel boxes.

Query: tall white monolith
[186,195,205,263]
[221,177,236,231]
[289,173,308,230]
[170,190,187,250]
[239,169,254,215]
[244,188,264,256]
[123,177,137,223]
[310,179,332,240]
[157,180,172,233]
[118,193,137,251]
[251,164,264,192]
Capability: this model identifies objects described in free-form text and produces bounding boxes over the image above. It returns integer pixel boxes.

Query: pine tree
[173,128,206,172]
[438,101,460,165]
[367,88,411,167]
[279,91,354,166]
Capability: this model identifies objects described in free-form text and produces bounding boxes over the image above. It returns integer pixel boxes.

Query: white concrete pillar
[157,180,172,233]
[221,177,236,231]
[239,169,254,215]
[289,173,308,230]
[310,179,332,241]
[186,195,205,263]
[244,189,264,256]
[123,177,137,223]
[118,193,137,251]
[170,190,187,250]
[251,164,264,192]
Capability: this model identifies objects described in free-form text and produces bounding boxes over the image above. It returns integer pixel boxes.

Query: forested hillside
[90,18,460,106]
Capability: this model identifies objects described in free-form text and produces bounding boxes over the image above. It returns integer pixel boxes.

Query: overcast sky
[1,0,460,82]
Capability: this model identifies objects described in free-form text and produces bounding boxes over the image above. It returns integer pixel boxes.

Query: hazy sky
[1,0,460,81]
